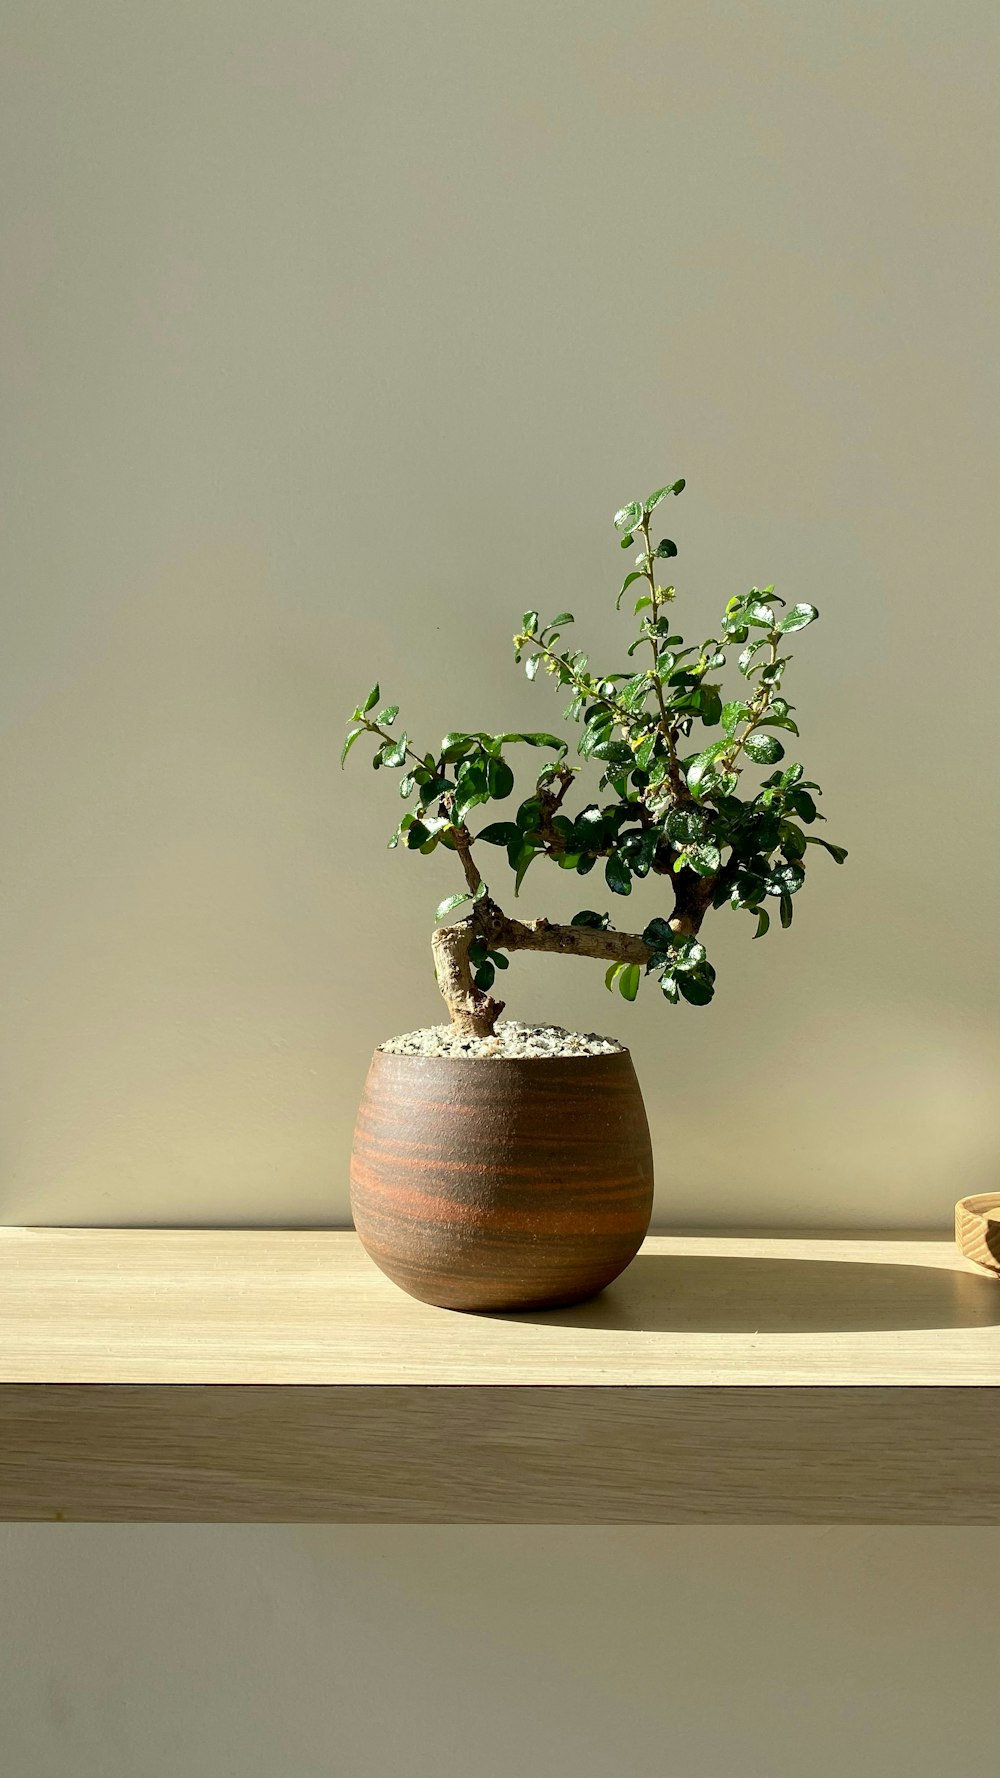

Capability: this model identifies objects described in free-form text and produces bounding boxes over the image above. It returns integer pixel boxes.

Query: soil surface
[377,1020,626,1059]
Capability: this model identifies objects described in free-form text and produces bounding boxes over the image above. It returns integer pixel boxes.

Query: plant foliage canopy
[344,479,846,1034]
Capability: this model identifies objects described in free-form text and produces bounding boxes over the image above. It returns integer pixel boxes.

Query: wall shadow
[493,1253,1000,1335]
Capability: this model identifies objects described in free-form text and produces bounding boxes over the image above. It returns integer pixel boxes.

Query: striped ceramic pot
[350,1049,654,1312]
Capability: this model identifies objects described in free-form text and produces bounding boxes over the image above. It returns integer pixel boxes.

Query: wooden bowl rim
[956,1192,1000,1226]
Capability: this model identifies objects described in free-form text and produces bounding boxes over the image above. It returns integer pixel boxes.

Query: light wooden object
[1,1229,998,1523]
[955,1193,1000,1275]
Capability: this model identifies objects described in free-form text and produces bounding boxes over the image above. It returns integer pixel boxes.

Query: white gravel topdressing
[378,1020,626,1059]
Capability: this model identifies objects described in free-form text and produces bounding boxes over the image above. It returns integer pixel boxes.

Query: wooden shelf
[1,1229,998,1523]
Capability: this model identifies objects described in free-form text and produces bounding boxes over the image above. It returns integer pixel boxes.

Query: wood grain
[1,1229,999,1522]
[2,1385,998,1524]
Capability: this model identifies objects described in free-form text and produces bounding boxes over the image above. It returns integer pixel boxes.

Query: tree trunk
[430,920,506,1037]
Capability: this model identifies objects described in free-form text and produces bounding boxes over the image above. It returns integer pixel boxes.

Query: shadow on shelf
[494,1253,1000,1335]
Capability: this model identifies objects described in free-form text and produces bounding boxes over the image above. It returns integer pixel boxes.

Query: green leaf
[571,909,610,929]
[621,671,651,710]
[614,501,642,531]
[486,757,515,800]
[605,961,623,992]
[374,705,399,725]
[738,639,768,675]
[605,852,632,896]
[512,844,540,896]
[620,533,634,548]
[363,684,380,713]
[731,870,767,909]
[628,831,658,877]
[665,807,709,846]
[747,603,776,627]
[685,741,731,796]
[618,963,641,1002]
[722,700,749,734]
[654,538,678,559]
[452,761,489,822]
[380,735,408,768]
[590,739,633,765]
[404,819,430,849]
[753,907,770,939]
[766,860,806,897]
[525,655,540,680]
[435,893,471,921]
[477,821,522,846]
[634,730,658,771]
[441,732,476,763]
[495,731,567,754]
[788,787,817,822]
[418,773,452,806]
[744,731,784,765]
[644,479,685,513]
[685,842,722,876]
[805,836,848,864]
[473,960,496,991]
[341,725,364,767]
[699,687,723,727]
[617,570,644,610]
[521,610,539,635]
[660,973,679,1004]
[642,916,675,951]
[780,603,819,633]
[579,716,610,760]
[672,937,707,972]
[677,971,715,1005]
[550,612,574,628]
[779,890,794,929]
[572,805,606,845]
[779,822,806,863]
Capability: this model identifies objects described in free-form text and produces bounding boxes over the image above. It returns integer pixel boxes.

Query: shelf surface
[2,1228,998,1524]
[1,1227,998,1386]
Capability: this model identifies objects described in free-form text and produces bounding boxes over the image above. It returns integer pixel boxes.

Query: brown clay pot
[350,1049,654,1312]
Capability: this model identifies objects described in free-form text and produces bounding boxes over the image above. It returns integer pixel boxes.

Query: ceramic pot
[350,1049,654,1312]
[955,1193,1000,1275]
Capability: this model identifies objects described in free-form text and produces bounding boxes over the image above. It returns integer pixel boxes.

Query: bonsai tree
[343,478,846,1037]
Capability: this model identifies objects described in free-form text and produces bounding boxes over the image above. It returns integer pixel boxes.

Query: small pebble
[378,1020,626,1059]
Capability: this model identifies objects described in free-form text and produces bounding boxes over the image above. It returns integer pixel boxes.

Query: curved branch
[490,915,651,965]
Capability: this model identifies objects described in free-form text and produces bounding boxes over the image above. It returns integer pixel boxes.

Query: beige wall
[0,0,996,1229]
[0,1525,998,1778]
